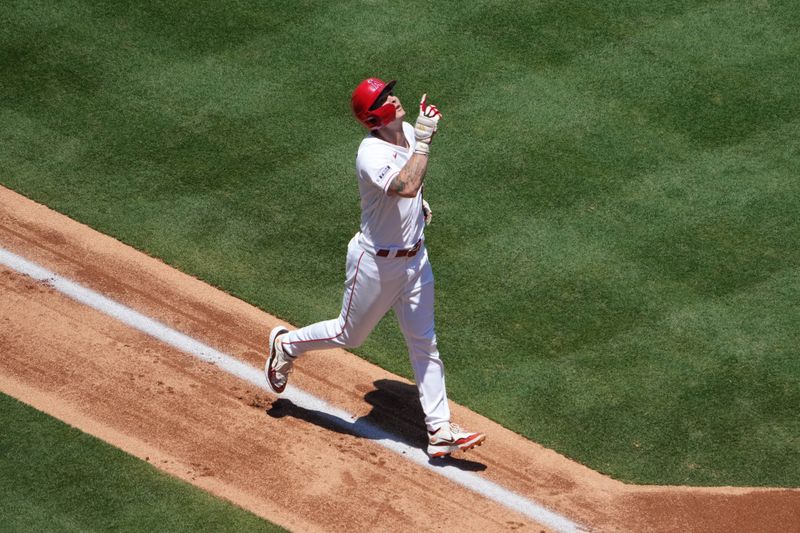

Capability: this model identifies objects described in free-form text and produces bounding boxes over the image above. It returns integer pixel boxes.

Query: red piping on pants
[283,251,366,347]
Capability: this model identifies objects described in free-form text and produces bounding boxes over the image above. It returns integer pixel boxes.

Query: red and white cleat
[265,326,294,394]
[427,423,486,458]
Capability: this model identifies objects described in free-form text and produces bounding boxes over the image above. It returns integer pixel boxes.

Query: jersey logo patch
[377,165,392,181]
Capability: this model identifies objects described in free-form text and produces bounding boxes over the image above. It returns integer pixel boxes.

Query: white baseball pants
[280,234,450,432]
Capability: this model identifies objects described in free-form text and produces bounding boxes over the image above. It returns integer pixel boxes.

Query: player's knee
[407,335,439,360]
[340,336,367,349]
[339,325,369,349]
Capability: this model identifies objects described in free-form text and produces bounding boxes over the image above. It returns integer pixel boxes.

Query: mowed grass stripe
[2,0,798,487]
[538,266,800,486]
[571,0,800,148]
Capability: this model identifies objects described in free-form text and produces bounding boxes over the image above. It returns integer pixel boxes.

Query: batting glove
[414,94,442,156]
[422,199,433,225]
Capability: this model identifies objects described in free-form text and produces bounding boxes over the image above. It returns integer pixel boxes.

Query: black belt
[376,239,422,258]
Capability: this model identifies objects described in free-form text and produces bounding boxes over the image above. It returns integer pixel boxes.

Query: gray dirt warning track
[0,186,797,532]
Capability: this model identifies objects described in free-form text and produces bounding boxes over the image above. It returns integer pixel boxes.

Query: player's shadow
[266,378,486,472]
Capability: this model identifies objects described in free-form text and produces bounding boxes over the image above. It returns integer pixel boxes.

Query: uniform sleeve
[357,147,402,194]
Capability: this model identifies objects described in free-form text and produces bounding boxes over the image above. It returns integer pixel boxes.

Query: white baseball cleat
[427,422,486,458]
[265,326,294,394]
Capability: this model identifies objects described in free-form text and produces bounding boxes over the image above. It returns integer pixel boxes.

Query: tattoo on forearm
[390,154,428,196]
[390,174,407,194]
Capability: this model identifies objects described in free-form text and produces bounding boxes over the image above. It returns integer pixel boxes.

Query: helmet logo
[352,77,396,130]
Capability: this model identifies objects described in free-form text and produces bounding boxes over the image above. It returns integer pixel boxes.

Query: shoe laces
[272,349,294,373]
[277,357,294,373]
[430,423,463,439]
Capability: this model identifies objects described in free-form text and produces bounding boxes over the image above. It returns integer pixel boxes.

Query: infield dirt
[1,186,797,532]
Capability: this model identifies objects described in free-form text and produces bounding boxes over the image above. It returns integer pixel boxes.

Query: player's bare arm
[388,152,428,197]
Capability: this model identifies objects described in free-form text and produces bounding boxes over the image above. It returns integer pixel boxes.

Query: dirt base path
[1,186,797,532]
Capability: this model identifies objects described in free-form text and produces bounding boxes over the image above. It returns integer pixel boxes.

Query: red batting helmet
[351,78,397,130]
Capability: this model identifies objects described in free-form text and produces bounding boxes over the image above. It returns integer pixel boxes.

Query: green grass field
[2,0,798,502]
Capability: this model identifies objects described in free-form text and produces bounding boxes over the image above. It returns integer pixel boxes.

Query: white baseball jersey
[355,121,424,250]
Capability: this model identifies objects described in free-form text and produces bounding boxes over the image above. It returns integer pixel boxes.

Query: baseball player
[265,78,485,458]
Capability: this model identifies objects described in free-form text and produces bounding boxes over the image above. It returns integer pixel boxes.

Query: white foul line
[0,246,586,533]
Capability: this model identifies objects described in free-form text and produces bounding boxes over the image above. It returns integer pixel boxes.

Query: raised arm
[388,94,442,198]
